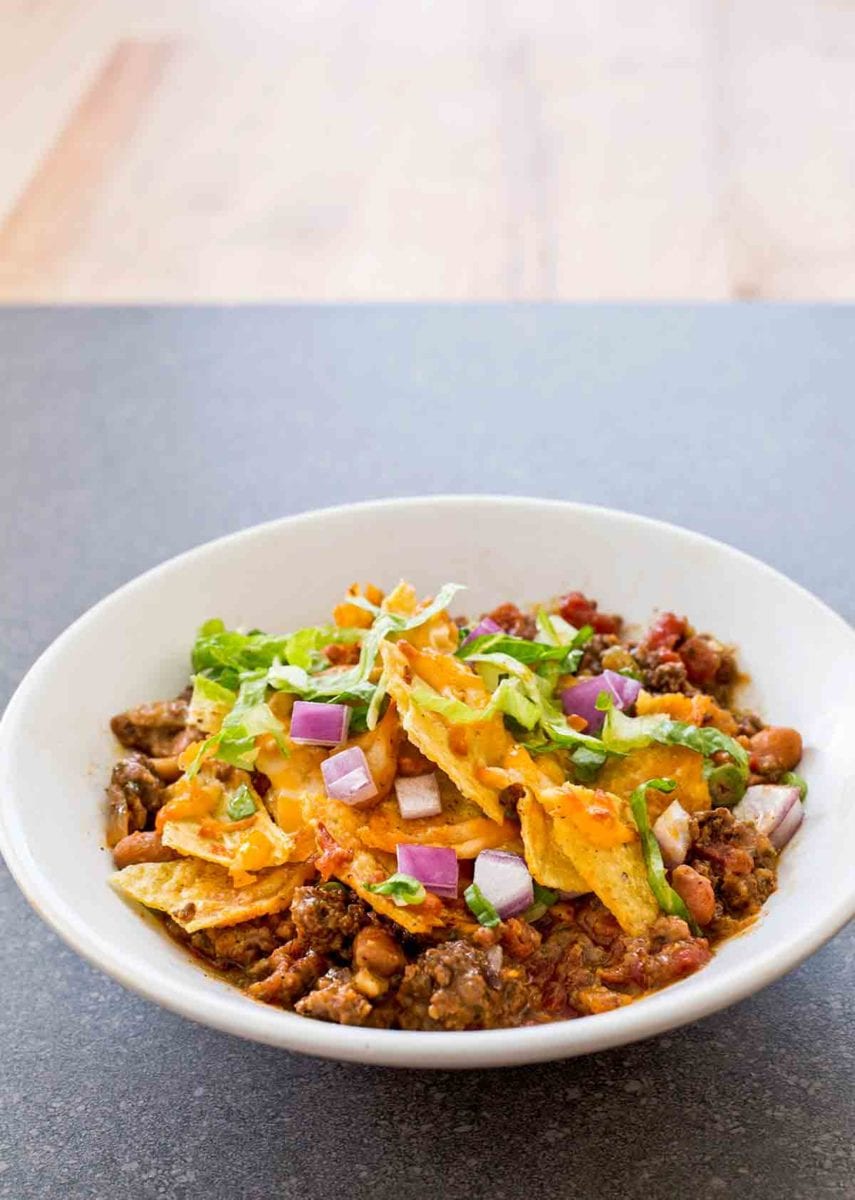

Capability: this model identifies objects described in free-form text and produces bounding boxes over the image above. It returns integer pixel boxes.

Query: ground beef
[295,968,374,1025]
[679,634,736,693]
[396,941,530,1030]
[501,917,542,961]
[485,603,537,640]
[577,633,621,675]
[111,696,202,759]
[633,644,694,695]
[290,885,372,952]
[687,808,777,924]
[105,754,167,845]
[734,711,764,738]
[528,900,711,1016]
[248,948,327,1006]
[166,914,295,972]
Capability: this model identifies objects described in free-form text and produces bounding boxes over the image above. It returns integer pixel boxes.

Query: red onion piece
[653,799,691,868]
[290,700,351,746]
[462,617,503,646]
[770,798,804,849]
[473,849,534,918]
[561,669,642,732]
[396,843,459,898]
[321,746,378,808]
[733,785,800,839]
[395,773,442,820]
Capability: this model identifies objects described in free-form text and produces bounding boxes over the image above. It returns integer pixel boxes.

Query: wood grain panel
[0,39,176,296]
[0,1,851,300]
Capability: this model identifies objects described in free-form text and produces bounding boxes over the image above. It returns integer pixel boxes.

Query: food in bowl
[106,580,806,1031]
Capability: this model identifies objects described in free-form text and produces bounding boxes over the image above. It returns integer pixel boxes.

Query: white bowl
[1,496,853,1069]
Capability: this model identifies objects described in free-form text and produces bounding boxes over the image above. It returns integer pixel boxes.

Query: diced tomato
[644,611,688,651]
[558,591,621,635]
[679,635,721,688]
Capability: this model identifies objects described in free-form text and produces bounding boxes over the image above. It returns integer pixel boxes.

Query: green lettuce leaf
[266,582,465,725]
[628,777,699,932]
[458,624,592,676]
[410,677,541,730]
[601,702,749,803]
[188,674,237,733]
[186,675,288,778]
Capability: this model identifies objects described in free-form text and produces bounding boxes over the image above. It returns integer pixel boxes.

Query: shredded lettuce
[188,674,237,733]
[458,624,591,676]
[365,872,426,907]
[569,743,610,782]
[191,620,293,691]
[411,676,541,730]
[266,582,465,726]
[628,777,698,932]
[601,701,749,802]
[417,648,605,753]
[186,675,288,778]
[283,625,362,671]
[191,586,464,737]
[191,618,363,690]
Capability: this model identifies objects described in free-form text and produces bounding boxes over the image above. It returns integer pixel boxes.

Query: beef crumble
[105,754,168,846]
[111,694,202,759]
[687,807,777,929]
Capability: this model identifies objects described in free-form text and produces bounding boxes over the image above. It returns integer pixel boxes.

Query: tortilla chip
[598,744,710,818]
[111,859,312,932]
[381,641,512,823]
[349,702,403,803]
[255,737,327,832]
[359,771,521,858]
[635,690,737,735]
[518,790,588,894]
[336,848,446,934]
[506,746,657,935]
[161,775,312,877]
[380,580,460,653]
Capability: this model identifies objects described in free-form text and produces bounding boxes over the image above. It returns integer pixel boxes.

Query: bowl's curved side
[1,495,853,1068]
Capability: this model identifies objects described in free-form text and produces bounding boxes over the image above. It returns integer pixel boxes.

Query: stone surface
[0,306,852,1199]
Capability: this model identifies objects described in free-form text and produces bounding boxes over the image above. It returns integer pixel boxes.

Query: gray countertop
[1,306,853,1199]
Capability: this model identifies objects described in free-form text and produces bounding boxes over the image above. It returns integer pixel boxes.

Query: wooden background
[1,0,854,302]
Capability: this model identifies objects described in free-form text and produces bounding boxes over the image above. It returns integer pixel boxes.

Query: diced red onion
[561,669,642,732]
[321,746,378,808]
[473,849,534,918]
[290,700,351,746]
[395,773,442,820]
[462,617,503,645]
[396,844,459,898]
[733,785,800,839]
[770,798,804,849]
[653,799,691,868]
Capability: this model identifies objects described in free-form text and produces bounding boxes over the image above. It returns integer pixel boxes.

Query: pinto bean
[112,830,180,869]
[352,926,406,978]
[749,727,803,776]
[671,865,717,927]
